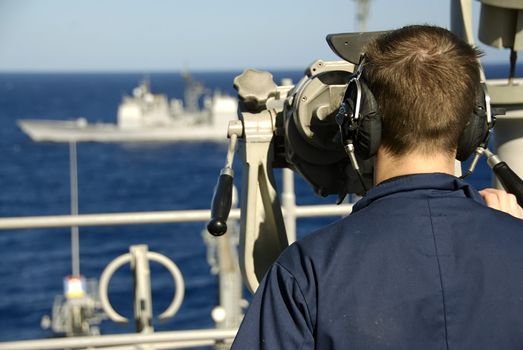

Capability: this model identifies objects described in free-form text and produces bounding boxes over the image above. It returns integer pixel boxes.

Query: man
[232,25,523,349]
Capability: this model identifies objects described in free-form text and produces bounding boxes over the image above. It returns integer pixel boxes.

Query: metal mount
[232,69,293,293]
[98,245,185,333]
[237,109,289,293]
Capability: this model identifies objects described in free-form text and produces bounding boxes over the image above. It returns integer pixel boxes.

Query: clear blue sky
[0,0,509,72]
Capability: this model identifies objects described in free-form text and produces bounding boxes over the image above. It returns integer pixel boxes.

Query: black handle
[493,161,523,207]
[207,173,234,236]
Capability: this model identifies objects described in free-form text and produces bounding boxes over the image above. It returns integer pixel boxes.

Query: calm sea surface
[0,64,519,342]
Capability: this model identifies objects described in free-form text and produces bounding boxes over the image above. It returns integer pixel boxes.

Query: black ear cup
[353,80,382,159]
[342,78,382,160]
[456,87,490,161]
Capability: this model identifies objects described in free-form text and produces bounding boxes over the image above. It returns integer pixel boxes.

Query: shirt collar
[352,173,484,213]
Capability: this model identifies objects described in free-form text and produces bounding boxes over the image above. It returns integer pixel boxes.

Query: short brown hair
[363,25,482,157]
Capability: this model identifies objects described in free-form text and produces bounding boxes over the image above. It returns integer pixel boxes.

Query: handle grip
[493,162,523,207]
[207,172,234,236]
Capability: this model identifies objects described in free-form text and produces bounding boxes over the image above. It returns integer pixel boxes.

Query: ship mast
[181,71,205,113]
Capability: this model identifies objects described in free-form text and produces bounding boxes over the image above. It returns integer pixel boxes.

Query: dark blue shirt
[232,173,523,349]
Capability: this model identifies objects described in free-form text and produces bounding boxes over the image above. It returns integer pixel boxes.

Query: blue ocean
[0,64,519,343]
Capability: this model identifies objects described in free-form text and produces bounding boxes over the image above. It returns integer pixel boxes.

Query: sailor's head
[363,25,482,158]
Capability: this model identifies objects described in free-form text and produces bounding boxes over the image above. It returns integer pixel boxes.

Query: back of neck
[374,147,456,185]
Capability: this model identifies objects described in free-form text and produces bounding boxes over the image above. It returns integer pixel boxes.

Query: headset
[335,54,494,187]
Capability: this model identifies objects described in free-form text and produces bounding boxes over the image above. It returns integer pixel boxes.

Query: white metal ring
[99,251,185,323]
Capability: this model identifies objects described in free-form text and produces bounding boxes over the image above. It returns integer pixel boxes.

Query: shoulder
[277,208,379,267]
[277,218,347,268]
[275,215,363,287]
[466,199,523,239]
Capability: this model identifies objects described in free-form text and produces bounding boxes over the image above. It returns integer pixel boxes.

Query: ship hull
[17,119,228,143]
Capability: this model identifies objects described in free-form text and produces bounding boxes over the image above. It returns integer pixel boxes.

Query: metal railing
[0,328,238,350]
[0,204,352,230]
[0,169,352,237]
[0,169,353,349]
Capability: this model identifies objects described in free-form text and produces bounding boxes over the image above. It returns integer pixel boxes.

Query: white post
[130,245,154,334]
[213,187,243,350]
[493,113,523,185]
[69,141,80,277]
